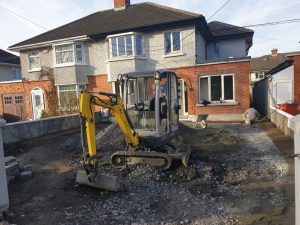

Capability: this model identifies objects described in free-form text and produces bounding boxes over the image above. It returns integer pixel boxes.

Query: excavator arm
[79,91,139,183]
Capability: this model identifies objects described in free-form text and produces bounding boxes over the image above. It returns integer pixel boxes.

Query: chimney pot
[271,48,278,56]
[114,0,130,11]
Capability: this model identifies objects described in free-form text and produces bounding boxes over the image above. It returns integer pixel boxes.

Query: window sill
[197,102,239,107]
[163,52,184,58]
[54,63,87,68]
[106,55,146,63]
[28,69,41,73]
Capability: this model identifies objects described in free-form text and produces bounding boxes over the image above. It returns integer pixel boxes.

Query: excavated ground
[1,121,294,225]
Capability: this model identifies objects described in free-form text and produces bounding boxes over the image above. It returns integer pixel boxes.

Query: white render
[270,65,294,105]
[19,26,250,85]
[206,38,246,60]
[288,115,300,225]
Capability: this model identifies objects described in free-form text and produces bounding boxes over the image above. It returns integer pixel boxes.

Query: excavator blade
[76,169,120,192]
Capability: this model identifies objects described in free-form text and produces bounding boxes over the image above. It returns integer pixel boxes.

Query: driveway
[2,122,294,225]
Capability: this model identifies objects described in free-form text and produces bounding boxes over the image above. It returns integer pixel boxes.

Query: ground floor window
[58,84,85,110]
[199,74,234,103]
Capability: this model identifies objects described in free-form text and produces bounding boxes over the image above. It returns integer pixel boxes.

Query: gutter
[8,35,89,52]
[0,62,20,67]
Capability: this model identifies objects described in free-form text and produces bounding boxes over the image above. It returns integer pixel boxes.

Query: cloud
[0,0,299,56]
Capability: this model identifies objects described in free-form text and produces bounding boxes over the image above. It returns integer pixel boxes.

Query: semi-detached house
[6,0,254,121]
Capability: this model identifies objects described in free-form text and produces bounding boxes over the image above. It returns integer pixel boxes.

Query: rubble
[4,156,32,184]
[3,122,294,225]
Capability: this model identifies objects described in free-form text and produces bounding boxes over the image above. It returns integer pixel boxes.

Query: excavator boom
[77,91,139,191]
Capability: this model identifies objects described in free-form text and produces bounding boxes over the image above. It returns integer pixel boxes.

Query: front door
[178,79,188,117]
[31,89,45,119]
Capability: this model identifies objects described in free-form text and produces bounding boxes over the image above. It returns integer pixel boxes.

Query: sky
[0,0,300,57]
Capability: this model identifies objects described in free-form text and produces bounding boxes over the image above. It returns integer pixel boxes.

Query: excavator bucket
[76,170,120,192]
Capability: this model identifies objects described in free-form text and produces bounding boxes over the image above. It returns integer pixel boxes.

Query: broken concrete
[4,156,16,165]
[5,162,18,175]
[4,156,33,185]
[20,171,32,181]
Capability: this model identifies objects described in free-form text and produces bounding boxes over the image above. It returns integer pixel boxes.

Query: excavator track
[111,150,172,170]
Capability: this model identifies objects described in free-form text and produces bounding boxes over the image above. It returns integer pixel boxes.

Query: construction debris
[4,156,32,184]
[2,122,295,225]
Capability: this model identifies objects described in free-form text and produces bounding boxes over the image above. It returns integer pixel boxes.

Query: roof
[208,21,254,38]
[250,51,300,72]
[10,2,203,49]
[0,49,20,65]
[268,60,294,75]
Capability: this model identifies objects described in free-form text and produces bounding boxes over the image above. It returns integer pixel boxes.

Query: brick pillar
[289,115,300,225]
[0,119,9,213]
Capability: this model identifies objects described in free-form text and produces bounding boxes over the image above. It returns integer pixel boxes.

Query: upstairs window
[28,51,40,71]
[54,43,84,66]
[214,41,220,59]
[165,31,182,54]
[110,34,142,58]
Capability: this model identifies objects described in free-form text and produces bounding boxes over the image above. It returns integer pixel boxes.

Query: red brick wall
[290,55,300,106]
[87,75,112,93]
[114,0,130,9]
[172,60,250,115]
[0,80,56,119]
[87,75,112,111]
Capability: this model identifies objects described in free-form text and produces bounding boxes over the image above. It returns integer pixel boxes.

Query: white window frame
[53,42,86,67]
[57,84,86,109]
[164,30,182,54]
[28,51,41,72]
[107,32,143,59]
[199,74,235,103]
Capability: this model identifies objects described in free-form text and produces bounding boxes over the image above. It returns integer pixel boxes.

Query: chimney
[271,48,278,56]
[114,0,130,11]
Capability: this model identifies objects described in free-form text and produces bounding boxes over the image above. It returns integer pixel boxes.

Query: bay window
[199,74,234,103]
[58,84,85,109]
[28,51,40,71]
[165,31,182,54]
[109,33,143,58]
[54,43,85,66]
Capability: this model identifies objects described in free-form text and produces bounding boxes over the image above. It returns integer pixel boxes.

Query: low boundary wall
[1,112,108,144]
[270,106,294,138]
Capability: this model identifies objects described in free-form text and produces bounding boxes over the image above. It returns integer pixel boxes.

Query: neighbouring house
[268,54,300,114]
[250,49,300,84]
[7,0,254,120]
[252,53,300,136]
[0,49,22,82]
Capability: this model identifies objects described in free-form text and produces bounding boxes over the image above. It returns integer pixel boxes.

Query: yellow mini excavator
[76,70,190,191]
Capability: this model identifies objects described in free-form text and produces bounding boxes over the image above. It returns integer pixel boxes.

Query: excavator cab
[119,71,180,148]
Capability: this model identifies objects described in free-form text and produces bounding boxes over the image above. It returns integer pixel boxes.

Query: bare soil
[1,121,294,225]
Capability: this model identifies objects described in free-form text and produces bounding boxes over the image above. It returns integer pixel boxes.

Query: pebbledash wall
[0,80,55,119]
[173,59,250,115]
